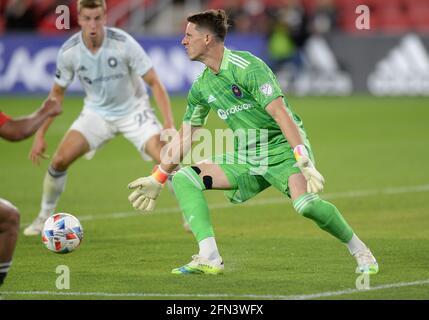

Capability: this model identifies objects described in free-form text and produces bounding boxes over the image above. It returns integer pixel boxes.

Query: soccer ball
[42,213,83,254]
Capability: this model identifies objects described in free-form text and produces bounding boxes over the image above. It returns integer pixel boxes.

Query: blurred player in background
[127,9,379,275]
[24,0,176,236]
[0,98,61,286]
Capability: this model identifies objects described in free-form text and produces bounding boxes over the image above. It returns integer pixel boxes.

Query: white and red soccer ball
[42,213,83,254]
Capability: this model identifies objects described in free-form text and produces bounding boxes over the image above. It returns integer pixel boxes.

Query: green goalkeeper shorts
[211,142,314,204]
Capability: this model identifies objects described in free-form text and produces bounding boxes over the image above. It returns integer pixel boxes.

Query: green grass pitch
[0,95,428,300]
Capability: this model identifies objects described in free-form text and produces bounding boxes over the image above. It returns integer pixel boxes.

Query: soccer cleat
[172,255,224,275]
[23,216,48,236]
[354,248,379,274]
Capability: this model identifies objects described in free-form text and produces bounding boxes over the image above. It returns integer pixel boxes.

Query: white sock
[198,237,221,262]
[39,167,67,218]
[346,233,367,256]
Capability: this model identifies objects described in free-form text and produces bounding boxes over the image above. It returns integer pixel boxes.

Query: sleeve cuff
[54,77,70,88]
[138,64,153,77]
[263,94,284,109]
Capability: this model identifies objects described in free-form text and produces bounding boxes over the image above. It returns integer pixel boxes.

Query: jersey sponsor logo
[108,57,118,68]
[207,95,217,103]
[55,69,61,79]
[217,103,254,120]
[81,73,125,85]
[217,109,227,119]
[83,76,92,85]
[231,84,243,98]
[260,82,273,96]
[77,65,87,72]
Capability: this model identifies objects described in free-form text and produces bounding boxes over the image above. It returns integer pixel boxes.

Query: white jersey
[54,27,153,119]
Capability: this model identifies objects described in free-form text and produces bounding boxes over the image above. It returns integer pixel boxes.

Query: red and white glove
[293,145,325,193]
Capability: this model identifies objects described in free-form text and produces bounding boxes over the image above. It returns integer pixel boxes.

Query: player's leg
[288,173,378,274]
[121,107,191,232]
[0,199,20,286]
[24,109,114,236]
[170,163,234,274]
[143,133,192,231]
[23,130,90,236]
[171,153,270,275]
[143,133,163,163]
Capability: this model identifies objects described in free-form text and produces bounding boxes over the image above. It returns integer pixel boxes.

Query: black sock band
[0,261,11,286]
[48,165,67,178]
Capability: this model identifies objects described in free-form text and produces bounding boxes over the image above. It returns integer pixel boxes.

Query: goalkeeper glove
[293,145,325,193]
[127,166,169,212]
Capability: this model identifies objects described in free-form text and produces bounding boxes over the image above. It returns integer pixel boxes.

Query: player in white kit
[24,0,175,235]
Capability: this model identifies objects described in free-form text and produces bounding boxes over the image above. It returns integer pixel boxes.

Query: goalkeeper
[128,9,379,275]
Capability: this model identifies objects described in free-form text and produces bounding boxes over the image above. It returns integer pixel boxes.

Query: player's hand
[29,135,49,166]
[40,97,62,118]
[293,145,325,193]
[127,176,164,212]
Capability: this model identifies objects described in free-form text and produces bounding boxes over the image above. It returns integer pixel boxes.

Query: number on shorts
[135,109,155,127]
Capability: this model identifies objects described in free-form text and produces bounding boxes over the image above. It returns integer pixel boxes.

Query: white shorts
[69,104,162,161]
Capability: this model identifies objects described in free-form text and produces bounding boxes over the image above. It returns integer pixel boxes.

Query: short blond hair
[78,0,106,13]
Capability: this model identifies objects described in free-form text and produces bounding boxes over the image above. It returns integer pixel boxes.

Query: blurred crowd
[1,0,429,74]
[215,0,339,73]
[2,0,429,34]
[0,0,76,33]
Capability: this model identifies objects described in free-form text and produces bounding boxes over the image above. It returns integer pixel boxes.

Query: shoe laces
[190,255,205,264]
[189,255,220,268]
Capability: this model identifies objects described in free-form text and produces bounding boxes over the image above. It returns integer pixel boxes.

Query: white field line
[23,183,429,224]
[11,185,429,301]
[1,278,429,300]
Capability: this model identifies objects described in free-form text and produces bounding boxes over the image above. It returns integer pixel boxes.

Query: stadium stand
[1,0,429,35]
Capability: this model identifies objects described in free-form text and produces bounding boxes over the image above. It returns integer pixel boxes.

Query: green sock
[172,167,214,242]
[293,193,354,243]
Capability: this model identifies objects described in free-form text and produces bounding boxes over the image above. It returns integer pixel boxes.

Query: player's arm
[265,97,325,193]
[243,58,324,193]
[127,123,200,211]
[142,68,174,129]
[29,83,66,165]
[159,123,199,172]
[265,97,305,149]
[0,98,61,142]
[126,35,174,129]
[127,80,208,212]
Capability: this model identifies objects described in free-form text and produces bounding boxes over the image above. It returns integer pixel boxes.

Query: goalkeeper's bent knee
[172,166,214,190]
[172,166,206,191]
[293,193,353,243]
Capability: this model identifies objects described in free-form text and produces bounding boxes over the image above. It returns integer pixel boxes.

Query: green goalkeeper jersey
[183,48,309,167]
